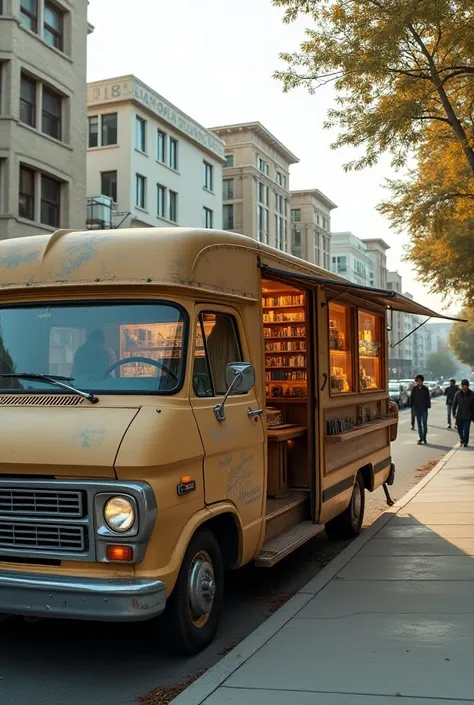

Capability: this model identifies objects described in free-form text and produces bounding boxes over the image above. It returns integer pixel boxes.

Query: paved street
[0,399,456,705]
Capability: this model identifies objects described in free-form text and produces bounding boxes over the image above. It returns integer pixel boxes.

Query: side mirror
[214,362,255,422]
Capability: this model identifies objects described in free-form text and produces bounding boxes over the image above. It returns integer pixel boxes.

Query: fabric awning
[260,265,465,321]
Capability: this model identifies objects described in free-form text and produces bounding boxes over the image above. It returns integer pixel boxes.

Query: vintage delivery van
[0,228,452,653]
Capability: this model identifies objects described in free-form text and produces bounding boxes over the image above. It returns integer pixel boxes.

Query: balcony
[86,195,113,230]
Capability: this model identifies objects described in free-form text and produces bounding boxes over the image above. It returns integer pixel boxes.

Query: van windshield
[0,302,186,395]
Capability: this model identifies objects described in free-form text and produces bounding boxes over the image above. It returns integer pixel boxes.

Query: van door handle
[248,407,264,418]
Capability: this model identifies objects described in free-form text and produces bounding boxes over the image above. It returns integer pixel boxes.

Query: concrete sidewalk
[174,447,474,705]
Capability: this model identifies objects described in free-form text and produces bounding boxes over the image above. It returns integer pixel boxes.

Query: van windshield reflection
[0,303,186,394]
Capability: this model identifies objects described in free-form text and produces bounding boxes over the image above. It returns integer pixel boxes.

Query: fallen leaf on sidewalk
[137,669,206,705]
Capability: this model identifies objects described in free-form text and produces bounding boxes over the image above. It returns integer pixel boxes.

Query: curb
[172,447,456,705]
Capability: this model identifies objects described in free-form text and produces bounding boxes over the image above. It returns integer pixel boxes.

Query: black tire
[160,528,224,655]
[325,471,365,540]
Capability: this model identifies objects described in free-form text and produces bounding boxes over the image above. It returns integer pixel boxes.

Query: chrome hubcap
[351,481,362,524]
[188,550,216,626]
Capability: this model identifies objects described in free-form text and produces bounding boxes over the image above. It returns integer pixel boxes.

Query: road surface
[0,399,456,705]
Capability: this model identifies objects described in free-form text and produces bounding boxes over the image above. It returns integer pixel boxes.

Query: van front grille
[0,488,84,518]
[0,521,86,553]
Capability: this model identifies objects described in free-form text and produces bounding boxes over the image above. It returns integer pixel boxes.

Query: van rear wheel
[161,528,224,655]
[325,471,365,540]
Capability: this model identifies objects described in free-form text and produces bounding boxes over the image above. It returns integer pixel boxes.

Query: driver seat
[72,341,116,379]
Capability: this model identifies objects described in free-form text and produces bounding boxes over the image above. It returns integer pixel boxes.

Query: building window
[204,161,213,191]
[157,184,166,218]
[42,86,61,140]
[169,191,178,223]
[88,113,117,148]
[101,113,117,146]
[257,205,268,243]
[88,115,99,148]
[333,256,347,273]
[136,174,146,209]
[203,207,213,228]
[43,1,63,51]
[20,0,37,32]
[19,166,35,220]
[157,130,166,163]
[292,228,302,258]
[258,157,269,175]
[223,204,234,230]
[169,138,178,170]
[291,208,301,222]
[276,171,282,186]
[20,74,37,127]
[223,179,234,200]
[41,174,60,227]
[101,171,117,203]
[225,154,234,167]
[135,116,146,152]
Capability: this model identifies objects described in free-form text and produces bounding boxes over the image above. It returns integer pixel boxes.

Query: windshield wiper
[1,373,99,404]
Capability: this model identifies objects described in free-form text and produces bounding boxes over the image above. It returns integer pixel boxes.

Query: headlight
[104,496,135,532]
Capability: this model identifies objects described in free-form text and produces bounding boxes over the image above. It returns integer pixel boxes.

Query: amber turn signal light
[106,545,133,562]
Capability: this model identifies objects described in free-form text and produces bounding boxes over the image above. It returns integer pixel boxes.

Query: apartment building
[362,238,390,289]
[87,75,225,230]
[210,122,298,251]
[331,232,376,286]
[0,0,90,239]
[289,189,337,270]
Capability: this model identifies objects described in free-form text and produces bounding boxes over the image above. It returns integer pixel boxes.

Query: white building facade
[0,0,90,239]
[87,76,225,230]
[331,232,376,286]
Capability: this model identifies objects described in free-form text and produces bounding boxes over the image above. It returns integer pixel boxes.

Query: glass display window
[358,310,383,390]
[328,303,353,394]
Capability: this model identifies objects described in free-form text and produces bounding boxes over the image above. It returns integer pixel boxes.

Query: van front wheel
[162,528,224,655]
[325,471,365,540]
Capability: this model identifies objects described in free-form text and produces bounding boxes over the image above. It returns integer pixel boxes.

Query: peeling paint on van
[69,428,108,448]
[0,249,41,269]
[58,237,107,277]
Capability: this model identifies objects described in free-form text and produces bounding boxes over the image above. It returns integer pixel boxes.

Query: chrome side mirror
[214,362,255,423]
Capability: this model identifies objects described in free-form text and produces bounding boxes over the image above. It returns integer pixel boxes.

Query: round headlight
[104,496,135,532]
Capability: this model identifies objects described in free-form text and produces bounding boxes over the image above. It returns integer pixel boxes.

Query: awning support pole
[390,315,431,349]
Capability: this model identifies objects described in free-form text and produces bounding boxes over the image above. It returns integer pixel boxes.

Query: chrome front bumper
[0,571,166,622]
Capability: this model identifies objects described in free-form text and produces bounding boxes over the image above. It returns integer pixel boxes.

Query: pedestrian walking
[452,379,474,447]
[444,378,459,429]
[409,374,431,445]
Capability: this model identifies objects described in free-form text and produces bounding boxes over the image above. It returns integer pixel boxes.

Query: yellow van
[0,228,451,653]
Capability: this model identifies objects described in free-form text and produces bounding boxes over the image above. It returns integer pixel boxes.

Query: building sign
[88,78,225,160]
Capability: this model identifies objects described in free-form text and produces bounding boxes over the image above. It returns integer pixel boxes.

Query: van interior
[258,277,320,566]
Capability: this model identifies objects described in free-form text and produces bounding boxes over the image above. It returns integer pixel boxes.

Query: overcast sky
[87,0,457,316]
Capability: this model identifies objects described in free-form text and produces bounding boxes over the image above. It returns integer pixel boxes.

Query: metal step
[255,521,324,568]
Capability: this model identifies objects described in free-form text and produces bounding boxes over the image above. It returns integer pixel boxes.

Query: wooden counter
[267,426,307,498]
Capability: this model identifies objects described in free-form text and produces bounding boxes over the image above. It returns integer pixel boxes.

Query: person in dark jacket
[452,379,474,447]
[409,374,431,444]
[444,378,459,429]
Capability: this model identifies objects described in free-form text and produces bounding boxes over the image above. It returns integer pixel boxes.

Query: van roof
[0,227,338,299]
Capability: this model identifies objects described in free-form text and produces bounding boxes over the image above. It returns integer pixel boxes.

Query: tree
[379,124,474,303]
[450,310,474,367]
[273,0,474,174]
[425,349,456,379]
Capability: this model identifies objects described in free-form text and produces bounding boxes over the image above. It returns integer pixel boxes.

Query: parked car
[425,381,440,397]
[389,383,409,408]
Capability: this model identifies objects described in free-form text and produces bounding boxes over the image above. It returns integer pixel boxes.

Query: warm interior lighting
[106,545,133,562]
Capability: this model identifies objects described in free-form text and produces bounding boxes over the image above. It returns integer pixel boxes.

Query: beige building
[87,75,224,230]
[210,122,298,251]
[290,189,337,269]
[362,238,390,289]
[0,0,90,240]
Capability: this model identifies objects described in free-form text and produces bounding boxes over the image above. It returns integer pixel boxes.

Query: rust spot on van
[132,599,150,611]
